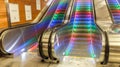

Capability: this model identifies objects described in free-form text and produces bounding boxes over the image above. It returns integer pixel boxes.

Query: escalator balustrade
[48,0,69,28]
[40,0,102,62]
[0,0,60,56]
[107,0,120,24]
[98,0,120,64]
[38,0,71,62]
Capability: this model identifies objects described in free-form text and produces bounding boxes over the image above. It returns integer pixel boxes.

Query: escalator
[106,0,120,24]
[107,33,120,63]
[98,0,120,64]
[40,0,102,62]
[39,0,72,61]
[62,0,102,58]
[0,0,63,56]
[94,0,113,31]
[47,0,69,28]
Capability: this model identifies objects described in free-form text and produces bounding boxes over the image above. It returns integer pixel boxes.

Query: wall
[8,0,48,26]
[0,0,8,28]
[0,0,48,28]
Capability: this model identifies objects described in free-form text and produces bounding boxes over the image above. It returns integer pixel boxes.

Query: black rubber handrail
[48,29,57,60]
[47,0,74,61]
[93,0,110,64]
[46,0,110,64]
[38,24,62,59]
[0,2,53,36]
[0,39,12,56]
[101,31,109,64]
[38,24,63,60]
[0,2,52,35]
[38,0,64,60]
[38,30,48,59]
[93,0,104,33]
[45,0,104,61]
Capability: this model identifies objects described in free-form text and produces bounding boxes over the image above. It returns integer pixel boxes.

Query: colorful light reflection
[48,0,69,28]
[64,0,99,58]
[107,0,120,24]
[5,0,64,53]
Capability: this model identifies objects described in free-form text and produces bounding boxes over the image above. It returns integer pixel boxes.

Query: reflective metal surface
[98,0,120,64]
[39,0,72,62]
[1,0,120,66]
[0,0,59,55]
[0,51,120,67]
[106,0,120,24]
[53,0,102,61]
[99,32,120,63]
[94,0,113,31]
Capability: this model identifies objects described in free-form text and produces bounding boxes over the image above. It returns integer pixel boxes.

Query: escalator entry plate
[56,56,96,67]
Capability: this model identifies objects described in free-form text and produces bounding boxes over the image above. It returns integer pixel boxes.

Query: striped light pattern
[107,0,120,24]
[18,0,61,52]
[63,0,101,58]
[48,0,69,28]
[18,0,70,52]
[27,0,69,52]
[5,0,62,53]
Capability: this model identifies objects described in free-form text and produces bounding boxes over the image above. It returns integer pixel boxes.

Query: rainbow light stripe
[107,0,120,24]
[6,0,62,53]
[48,0,69,28]
[64,0,100,58]
[23,0,61,52]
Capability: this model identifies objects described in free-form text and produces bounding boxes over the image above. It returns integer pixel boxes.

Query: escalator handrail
[0,38,12,56]
[93,0,110,64]
[47,0,75,60]
[48,0,69,28]
[101,31,110,64]
[105,0,116,24]
[42,0,74,33]
[38,0,68,60]
[46,0,110,63]
[105,0,119,32]
[48,0,75,33]
[38,30,48,59]
[0,0,55,55]
[93,0,105,33]
[45,0,106,61]
[0,0,54,35]
[38,0,74,60]
[48,29,56,60]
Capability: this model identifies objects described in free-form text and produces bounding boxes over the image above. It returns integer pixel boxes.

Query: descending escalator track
[40,0,102,62]
[61,0,102,58]
[48,0,70,28]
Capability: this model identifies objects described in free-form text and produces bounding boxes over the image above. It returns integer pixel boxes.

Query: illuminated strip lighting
[13,37,37,53]
[23,0,60,52]
[64,0,97,58]
[35,0,60,30]
[6,35,22,52]
[28,0,69,52]
[28,43,38,51]
[6,0,62,53]
[48,0,69,28]
[107,0,120,24]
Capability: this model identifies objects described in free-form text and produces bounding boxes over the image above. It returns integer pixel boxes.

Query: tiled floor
[0,52,50,67]
[0,51,119,67]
